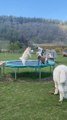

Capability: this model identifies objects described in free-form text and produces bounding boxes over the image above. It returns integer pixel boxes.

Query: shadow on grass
[11,71,52,82]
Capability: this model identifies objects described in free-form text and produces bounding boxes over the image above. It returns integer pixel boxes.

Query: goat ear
[60,70,66,83]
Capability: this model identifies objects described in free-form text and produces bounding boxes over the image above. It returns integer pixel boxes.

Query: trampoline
[5,60,55,79]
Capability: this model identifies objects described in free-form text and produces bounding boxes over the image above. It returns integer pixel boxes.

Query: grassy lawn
[0,52,67,120]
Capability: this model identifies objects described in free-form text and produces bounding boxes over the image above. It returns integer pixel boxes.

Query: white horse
[53,65,67,102]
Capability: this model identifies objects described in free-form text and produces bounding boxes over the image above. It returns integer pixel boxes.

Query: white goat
[53,65,67,102]
[19,47,32,65]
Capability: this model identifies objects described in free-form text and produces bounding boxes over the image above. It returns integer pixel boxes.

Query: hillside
[0,16,67,49]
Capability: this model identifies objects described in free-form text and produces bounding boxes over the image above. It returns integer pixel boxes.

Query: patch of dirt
[0,75,14,82]
[41,76,53,81]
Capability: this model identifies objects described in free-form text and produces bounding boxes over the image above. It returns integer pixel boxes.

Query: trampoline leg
[39,68,41,80]
[50,66,51,72]
[15,70,17,80]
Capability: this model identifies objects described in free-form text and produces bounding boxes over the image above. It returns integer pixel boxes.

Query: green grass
[0,81,67,120]
[0,52,67,120]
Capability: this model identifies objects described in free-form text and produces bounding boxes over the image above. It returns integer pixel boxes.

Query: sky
[0,0,67,21]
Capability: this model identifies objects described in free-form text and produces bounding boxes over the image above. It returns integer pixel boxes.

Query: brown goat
[38,55,48,64]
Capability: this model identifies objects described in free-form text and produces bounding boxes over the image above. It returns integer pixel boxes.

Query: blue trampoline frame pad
[5,60,55,80]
